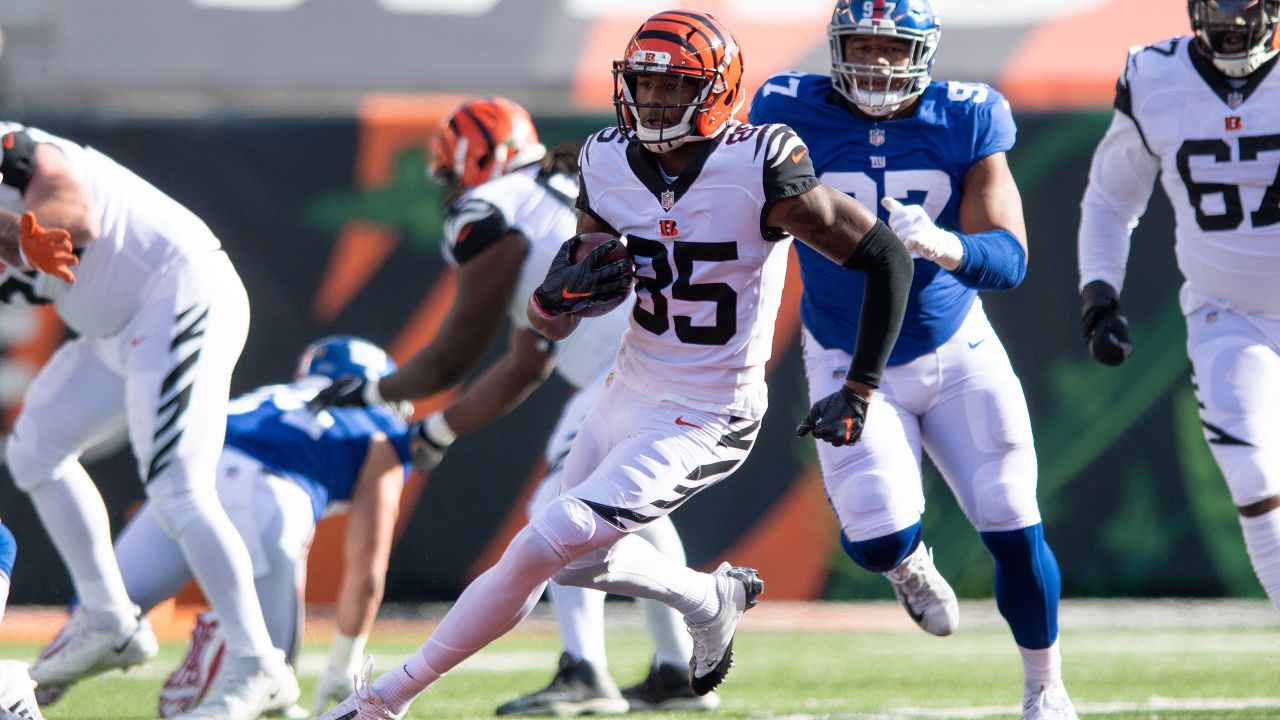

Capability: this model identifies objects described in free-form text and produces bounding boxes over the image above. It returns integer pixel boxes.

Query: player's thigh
[567,382,761,533]
[529,379,604,517]
[922,334,1039,532]
[9,337,126,475]
[249,473,314,661]
[1186,307,1280,503]
[803,334,924,542]
[122,255,249,490]
[114,501,190,612]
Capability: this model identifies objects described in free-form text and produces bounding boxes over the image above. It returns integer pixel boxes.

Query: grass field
[2,600,1277,720]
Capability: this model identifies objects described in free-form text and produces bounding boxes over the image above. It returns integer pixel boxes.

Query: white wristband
[14,243,31,271]
[327,631,367,674]
[423,411,457,447]
[361,377,385,405]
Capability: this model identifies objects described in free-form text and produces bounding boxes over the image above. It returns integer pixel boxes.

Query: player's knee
[840,522,921,573]
[1217,449,1280,515]
[5,438,73,493]
[972,470,1041,532]
[552,546,611,587]
[529,496,610,563]
[148,485,219,539]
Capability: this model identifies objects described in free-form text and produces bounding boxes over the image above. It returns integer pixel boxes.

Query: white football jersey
[441,164,630,390]
[1080,38,1280,315]
[578,122,819,420]
[0,123,222,336]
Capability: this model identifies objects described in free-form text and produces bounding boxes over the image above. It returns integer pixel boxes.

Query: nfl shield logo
[660,189,675,211]
[1228,91,1244,109]
[870,128,886,146]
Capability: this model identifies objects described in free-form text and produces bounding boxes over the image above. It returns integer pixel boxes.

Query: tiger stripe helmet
[430,96,546,190]
[612,9,745,153]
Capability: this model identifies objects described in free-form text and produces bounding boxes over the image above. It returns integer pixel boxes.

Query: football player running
[0,521,45,720]
[750,1,1076,718]
[317,9,912,719]
[309,96,714,715]
[34,337,412,718]
[0,123,296,719]
[1078,0,1280,614]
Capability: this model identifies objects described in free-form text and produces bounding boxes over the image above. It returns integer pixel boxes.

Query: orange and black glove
[20,212,77,284]
[797,385,870,447]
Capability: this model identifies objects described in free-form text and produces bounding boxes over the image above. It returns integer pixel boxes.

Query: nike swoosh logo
[841,417,853,442]
[113,627,139,654]
[675,416,702,429]
[562,288,593,299]
[968,338,985,349]
[791,148,808,164]
[903,597,926,625]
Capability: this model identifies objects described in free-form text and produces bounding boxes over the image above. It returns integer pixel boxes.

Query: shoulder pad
[442,197,512,265]
[0,126,38,192]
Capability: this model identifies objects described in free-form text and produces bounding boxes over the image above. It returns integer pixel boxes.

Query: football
[569,232,635,317]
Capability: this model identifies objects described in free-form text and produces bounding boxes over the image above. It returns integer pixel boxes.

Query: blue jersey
[224,379,412,521]
[749,73,1016,364]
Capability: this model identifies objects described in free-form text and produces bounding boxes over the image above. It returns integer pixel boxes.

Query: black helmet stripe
[654,11,725,68]
[456,107,496,154]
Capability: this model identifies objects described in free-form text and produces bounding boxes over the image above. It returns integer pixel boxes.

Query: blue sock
[841,522,922,573]
[980,524,1060,649]
[0,523,15,580]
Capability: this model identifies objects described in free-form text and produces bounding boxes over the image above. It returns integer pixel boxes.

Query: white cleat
[882,544,959,636]
[684,562,764,697]
[0,660,45,720]
[157,612,227,718]
[171,649,299,720]
[1021,680,1079,720]
[317,658,403,720]
[28,606,157,689]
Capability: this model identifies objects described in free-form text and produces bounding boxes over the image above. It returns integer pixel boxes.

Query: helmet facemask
[614,55,719,154]
[1190,0,1280,77]
[830,23,939,116]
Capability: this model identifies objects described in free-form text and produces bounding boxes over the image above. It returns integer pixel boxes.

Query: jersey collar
[1189,38,1278,108]
[625,134,720,211]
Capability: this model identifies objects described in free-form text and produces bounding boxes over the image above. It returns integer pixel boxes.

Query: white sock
[1019,641,1062,688]
[549,582,608,666]
[1240,507,1280,611]
[28,471,133,613]
[174,509,274,656]
[635,518,693,666]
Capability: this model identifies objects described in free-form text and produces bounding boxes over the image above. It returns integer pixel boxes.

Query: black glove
[796,385,870,447]
[531,238,633,318]
[306,374,376,412]
[1081,280,1132,367]
[408,419,451,472]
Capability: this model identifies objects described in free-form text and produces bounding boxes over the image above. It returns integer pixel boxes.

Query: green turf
[4,625,1278,719]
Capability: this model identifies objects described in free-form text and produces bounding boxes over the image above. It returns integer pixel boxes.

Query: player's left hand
[797,385,870,447]
[306,374,382,411]
[19,211,78,284]
[408,417,453,472]
[313,664,356,715]
[881,198,963,271]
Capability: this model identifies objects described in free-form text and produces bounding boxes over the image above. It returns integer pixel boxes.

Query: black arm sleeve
[840,220,913,387]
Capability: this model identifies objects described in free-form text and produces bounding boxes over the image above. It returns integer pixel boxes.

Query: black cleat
[685,564,764,697]
[621,661,720,712]
[496,653,629,717]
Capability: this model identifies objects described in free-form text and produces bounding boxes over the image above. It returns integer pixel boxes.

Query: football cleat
[28,605,157,689]
[495,652,628,716]
[621,661,720,712]
[0,660,44,720]
[157,612,226,718]
[316,657,403,720]
[882,543,959,636]
[1021,680,1079,720]
[685,563,763,696]
[171,649,299,720]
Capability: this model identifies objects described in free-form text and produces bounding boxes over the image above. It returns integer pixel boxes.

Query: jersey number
[627,236,738,346]
[820,169,953,220]
[1177,133,1280,231]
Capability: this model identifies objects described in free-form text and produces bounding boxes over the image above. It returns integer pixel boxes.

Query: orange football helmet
[430,96,546,189]
[612,9,745,153]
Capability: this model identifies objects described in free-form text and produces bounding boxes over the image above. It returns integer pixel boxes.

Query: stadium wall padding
[0,108,1258,607]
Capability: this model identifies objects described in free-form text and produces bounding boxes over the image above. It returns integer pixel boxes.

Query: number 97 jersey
[750,72,1015,363]
[576,123,819,421]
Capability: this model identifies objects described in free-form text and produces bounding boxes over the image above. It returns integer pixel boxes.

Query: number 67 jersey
[576,123,819,421]
[1080,37,1280,316]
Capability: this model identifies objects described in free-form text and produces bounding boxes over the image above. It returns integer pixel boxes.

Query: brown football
[568,232,635,317]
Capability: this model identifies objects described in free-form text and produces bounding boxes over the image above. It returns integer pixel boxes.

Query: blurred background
[0,0,1253,612]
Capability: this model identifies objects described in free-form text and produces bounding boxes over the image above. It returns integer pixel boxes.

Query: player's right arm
[409,326,556,472]
[316,433,405,711]
[1077,54,1162,366]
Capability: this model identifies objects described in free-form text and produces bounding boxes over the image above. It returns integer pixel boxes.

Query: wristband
[423,411,457,447]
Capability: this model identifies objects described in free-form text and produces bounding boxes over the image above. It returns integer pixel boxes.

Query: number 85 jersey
[1079,37,1280,316]
[576,123,819,421]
